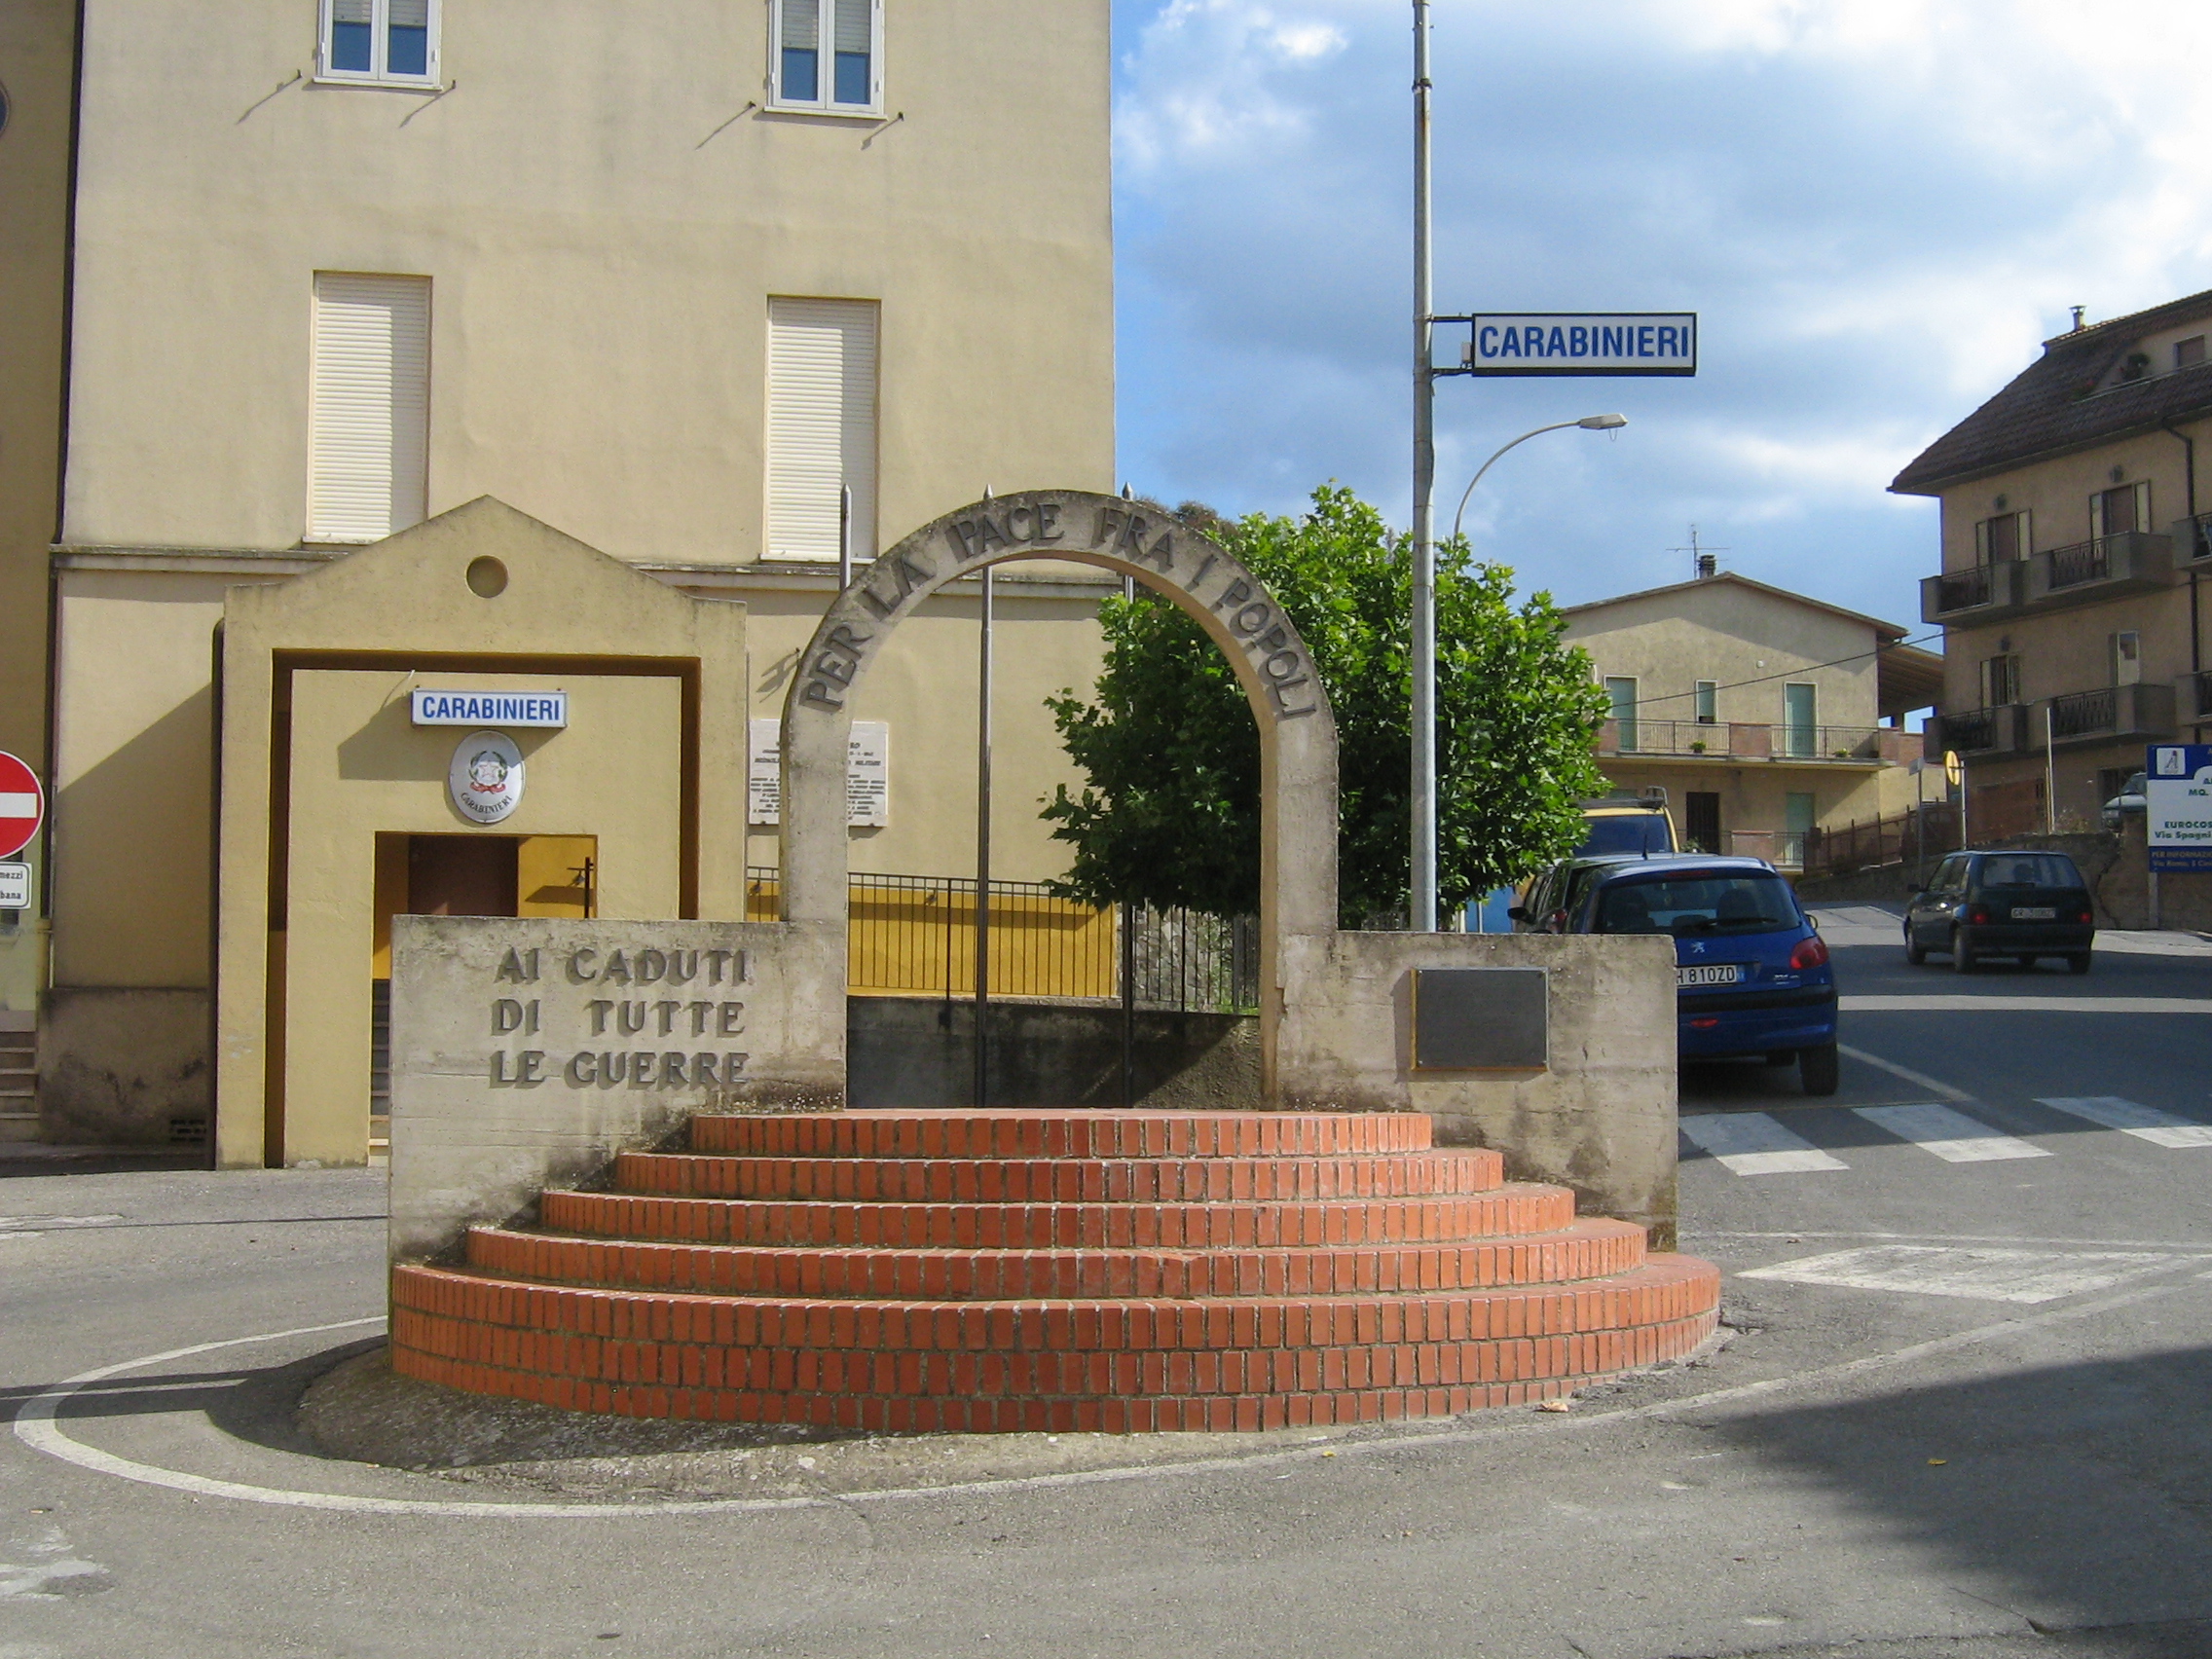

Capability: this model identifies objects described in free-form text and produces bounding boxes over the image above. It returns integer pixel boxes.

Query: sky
[1107,0,2212,633]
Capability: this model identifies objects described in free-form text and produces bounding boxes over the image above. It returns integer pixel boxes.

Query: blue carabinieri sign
[1448,313,1697,378]
[411,689,569,728]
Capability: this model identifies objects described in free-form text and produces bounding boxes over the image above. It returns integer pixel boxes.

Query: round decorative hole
[465,556,508,598]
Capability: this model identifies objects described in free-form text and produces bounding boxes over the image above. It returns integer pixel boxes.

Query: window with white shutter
[766,298,878,563]
[309,274,430,544]
[320,0,440,86]
[771,0,883,113]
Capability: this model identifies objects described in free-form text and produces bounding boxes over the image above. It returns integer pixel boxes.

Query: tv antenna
[1669,524,1729,580]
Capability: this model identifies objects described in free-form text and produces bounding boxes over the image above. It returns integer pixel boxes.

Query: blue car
[1567,855,1839,1095]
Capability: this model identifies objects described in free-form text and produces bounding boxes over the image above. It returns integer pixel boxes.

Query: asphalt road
[3,911,2211,1659]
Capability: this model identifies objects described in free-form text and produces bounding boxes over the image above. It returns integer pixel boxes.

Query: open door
[369,833,595,1161]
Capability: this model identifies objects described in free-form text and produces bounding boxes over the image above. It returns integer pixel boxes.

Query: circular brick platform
[390,1109,1720,1433]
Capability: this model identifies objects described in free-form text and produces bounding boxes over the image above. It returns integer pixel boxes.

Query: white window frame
[769,0,885,116]
[1694,680,1717,725]
[318,0,442,89]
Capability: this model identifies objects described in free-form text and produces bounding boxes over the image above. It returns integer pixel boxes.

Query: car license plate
[1676,964,1741,986]
[2010,906,2056,920]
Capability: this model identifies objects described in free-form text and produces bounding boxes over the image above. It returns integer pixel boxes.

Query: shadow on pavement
[1708,1342,2212,1640]
[2,1337,383,1458]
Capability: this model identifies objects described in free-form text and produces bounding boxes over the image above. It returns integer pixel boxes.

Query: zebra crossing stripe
[1853,1103,2050,1163]
[2036,1097,2212,1148]
[1679,1112,1848,1174]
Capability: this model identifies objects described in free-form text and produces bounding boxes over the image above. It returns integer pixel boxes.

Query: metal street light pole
[1450,415,1628,542]
[1411,0,1438,932]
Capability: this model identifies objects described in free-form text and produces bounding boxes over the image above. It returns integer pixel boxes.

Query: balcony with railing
[2025,531,2173,605]
[2039,682,2176,748]
[1935,703,2027,756]
[1595,719,1889,764]
[1920,558,2026,624]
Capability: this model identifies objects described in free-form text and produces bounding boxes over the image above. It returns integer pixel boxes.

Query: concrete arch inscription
[776,489,1339,1101]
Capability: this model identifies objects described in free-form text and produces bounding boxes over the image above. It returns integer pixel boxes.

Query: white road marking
[2094,931,2212,957]
[1842,995,2212,1014]
[1836,1044,1972,1102]
[2036,1096,2212,1148]
[0,1215,125,1233]
[1740,1244,2186,1304]
[1853,1103,2050,1162]
[0,1528,111,1601]
[11,1284,2195,1517]
[1698,1229,2212,1252]
[1678,1113,1848,1174]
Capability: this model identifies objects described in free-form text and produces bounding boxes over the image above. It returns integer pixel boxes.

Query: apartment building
[1896,290,2212,834]
[1562,571,1942,867]
[0,1,1115,1159]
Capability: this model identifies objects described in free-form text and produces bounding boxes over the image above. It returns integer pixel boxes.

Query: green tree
[1042,485,1607,924]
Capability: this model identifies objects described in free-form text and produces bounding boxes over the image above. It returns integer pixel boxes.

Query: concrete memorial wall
[386,489,1680,1263]
[387,915,840,1260]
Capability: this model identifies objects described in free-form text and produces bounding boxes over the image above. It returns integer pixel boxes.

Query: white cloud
[1110,0,2212,618]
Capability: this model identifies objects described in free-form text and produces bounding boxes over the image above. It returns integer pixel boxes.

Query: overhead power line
[1613,630,1946,712]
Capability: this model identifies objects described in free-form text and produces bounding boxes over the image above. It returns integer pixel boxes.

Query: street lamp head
[1578,414,1629,429]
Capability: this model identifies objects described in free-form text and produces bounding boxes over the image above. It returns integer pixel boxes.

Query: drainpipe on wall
[2160,420,2201,735]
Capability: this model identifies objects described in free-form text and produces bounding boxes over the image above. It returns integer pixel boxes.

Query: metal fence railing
[1597,719,1886,762]
[745,868,1258,1012]
[1801,803,1962,879]
[2047,686,2118,740]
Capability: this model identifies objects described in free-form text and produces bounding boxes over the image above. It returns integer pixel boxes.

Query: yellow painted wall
[1567,576,1911,841]
[739,573,1113,885]
[1932,409,2212,824]
[0,0,72,762]
[279,669,682,1164]
[49,565,296,986]
[0,0,77,1011]
[1565,577,1885,740]
[210,499,753,1167]
[59,0,1115,562]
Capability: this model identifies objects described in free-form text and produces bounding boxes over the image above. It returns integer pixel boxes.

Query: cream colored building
[1896,290,2212,833]
[1562,571,1942,867]
[1,1,1117,1157]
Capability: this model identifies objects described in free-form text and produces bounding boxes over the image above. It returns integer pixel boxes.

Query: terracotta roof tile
[1891,288,2212,495]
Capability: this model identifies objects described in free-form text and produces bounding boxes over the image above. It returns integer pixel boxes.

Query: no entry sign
[0,751,44,860]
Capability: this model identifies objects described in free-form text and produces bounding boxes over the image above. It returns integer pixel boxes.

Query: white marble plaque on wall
[750,718,889,828]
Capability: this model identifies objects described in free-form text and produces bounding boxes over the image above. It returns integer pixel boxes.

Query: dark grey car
[1904,850,2096,974]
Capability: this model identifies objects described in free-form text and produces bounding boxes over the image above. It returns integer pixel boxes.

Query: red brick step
[687,1109,1438,1159]
[613,1148,1503,1204]
[537,1183,1581,1249]
[390,1109,1720,1432]
[463,1214,1647,1299]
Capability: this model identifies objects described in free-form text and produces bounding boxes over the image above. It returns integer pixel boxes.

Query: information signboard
[2146,743,2212,873]
[1450,313,1697,378]
[0,863,27,909]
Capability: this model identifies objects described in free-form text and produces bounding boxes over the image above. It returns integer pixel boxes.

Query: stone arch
[776,489,1338,1103]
